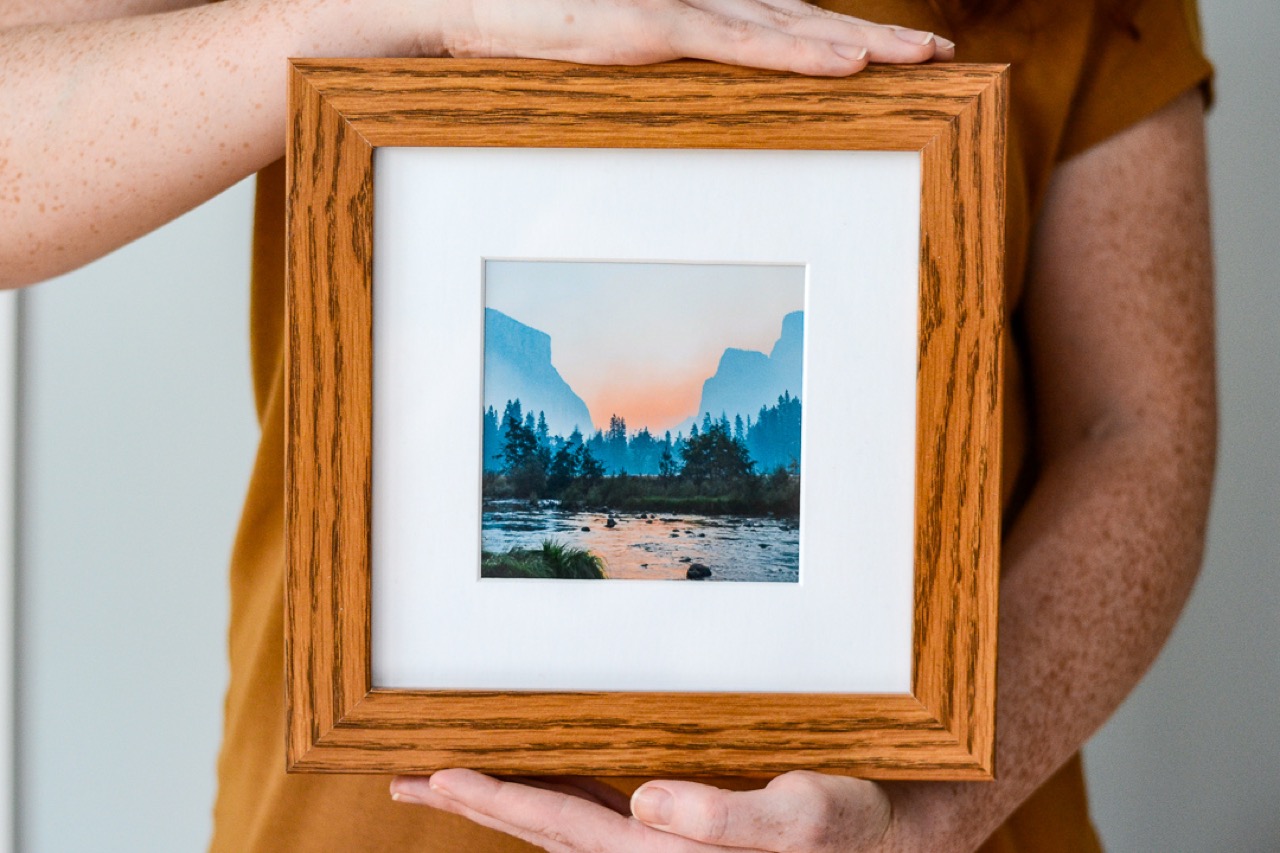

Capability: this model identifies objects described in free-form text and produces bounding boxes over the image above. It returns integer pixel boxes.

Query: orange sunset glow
[582,368,709,437]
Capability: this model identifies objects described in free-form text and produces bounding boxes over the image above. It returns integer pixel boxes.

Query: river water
[481,500,799,582]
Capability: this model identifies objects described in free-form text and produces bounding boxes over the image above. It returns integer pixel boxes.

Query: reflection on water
[481,500,799,582]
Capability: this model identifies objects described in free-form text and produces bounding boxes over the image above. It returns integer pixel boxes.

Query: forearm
[888,419,1216,850]
[0,1,207,28]
[2,0,940,288]
[0,0,424,287]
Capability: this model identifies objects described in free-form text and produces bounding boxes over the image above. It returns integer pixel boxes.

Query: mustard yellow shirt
[209,2,1212,848]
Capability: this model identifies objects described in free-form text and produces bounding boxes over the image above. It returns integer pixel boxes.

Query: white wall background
[9,7,1279,853]
[15,179,257,852]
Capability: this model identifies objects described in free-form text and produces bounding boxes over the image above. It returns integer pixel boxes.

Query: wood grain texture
[285,59,1006,779]
[912,68,1006,779]
[285,65,376,768]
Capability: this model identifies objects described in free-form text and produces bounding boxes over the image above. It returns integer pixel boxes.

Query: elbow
[1110,401,1218,585]
[0,257,62,291]
[1045,394,1219,587]
[1049,367,1219,513]
[0,168,109,288]
[0,259,57,290]
[0,212,52,288]
[0,216,105,289]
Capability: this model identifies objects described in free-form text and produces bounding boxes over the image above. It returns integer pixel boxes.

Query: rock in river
[686,563,712,580]
[605,517,617,528]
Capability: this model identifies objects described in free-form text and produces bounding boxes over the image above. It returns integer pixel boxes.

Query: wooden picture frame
[285,59,1006,779]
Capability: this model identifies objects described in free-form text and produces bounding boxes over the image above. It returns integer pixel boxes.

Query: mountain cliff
[483,308,594,436]
[691,310,804,426]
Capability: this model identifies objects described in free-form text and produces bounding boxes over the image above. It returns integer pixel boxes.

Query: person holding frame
[0,0,1214,851]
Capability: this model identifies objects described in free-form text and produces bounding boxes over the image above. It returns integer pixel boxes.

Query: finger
[631,771,892,852]
[687,0,947,64]
[661,7,869,78]
[761,0,957,60]
[503,775,633,815]
[400,769,704,852]
[546,776,635,815]
[392,776,574,853]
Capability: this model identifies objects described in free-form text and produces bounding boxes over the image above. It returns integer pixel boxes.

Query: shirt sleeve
[1057,0,1213,161]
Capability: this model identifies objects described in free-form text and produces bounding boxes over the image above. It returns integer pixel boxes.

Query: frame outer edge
[286,61,378,771]
[980,65,1010,779]
[911,65,1007,780]
[286,61,1009,778]
[284,60,314,771]
[964,65,1007,779]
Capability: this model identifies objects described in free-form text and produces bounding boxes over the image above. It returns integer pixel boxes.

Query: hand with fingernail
[434,0,955,78]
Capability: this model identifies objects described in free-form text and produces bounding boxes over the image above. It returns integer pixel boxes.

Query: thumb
[631,772,890,851]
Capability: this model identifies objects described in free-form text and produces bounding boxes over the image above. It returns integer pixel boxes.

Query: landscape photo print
[481,260,805,583]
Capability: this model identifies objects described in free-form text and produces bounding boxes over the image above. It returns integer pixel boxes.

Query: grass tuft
[481,539,607,580]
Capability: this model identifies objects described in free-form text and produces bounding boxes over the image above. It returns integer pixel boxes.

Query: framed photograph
[285,59,1006,779]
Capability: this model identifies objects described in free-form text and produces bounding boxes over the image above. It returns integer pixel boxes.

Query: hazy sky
[485,260,804,434]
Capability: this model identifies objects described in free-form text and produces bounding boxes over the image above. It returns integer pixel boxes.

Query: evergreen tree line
[481,394,802,517]
[483,392,801,477]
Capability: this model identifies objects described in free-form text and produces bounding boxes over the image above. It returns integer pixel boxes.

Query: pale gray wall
[11,8,1280,853]
[15,179,257,852]
[1082,4,1280,851]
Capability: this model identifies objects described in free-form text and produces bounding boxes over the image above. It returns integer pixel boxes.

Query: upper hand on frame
[423,0,953,77]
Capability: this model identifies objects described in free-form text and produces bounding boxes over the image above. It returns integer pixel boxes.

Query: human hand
[409,0,954,77]
[390,768,900,851]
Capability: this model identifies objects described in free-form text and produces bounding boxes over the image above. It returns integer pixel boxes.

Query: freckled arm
[1,0,956,289]
[0,0,423,288]
[1,1,210,28]
[884,89,1217,849]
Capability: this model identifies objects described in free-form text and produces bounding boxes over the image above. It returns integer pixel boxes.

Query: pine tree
[658,446,679,480]
[500,404,548,497]
[586,429,607,475]
[482,406,502,472]
[745,392,802,472]
[535,411,550,449]
[501,399,523,431]
[577,443,605,482]
[679,421,754,486]
[605,414,629,473]
[629,427,659,475]
[546,443,579,495]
